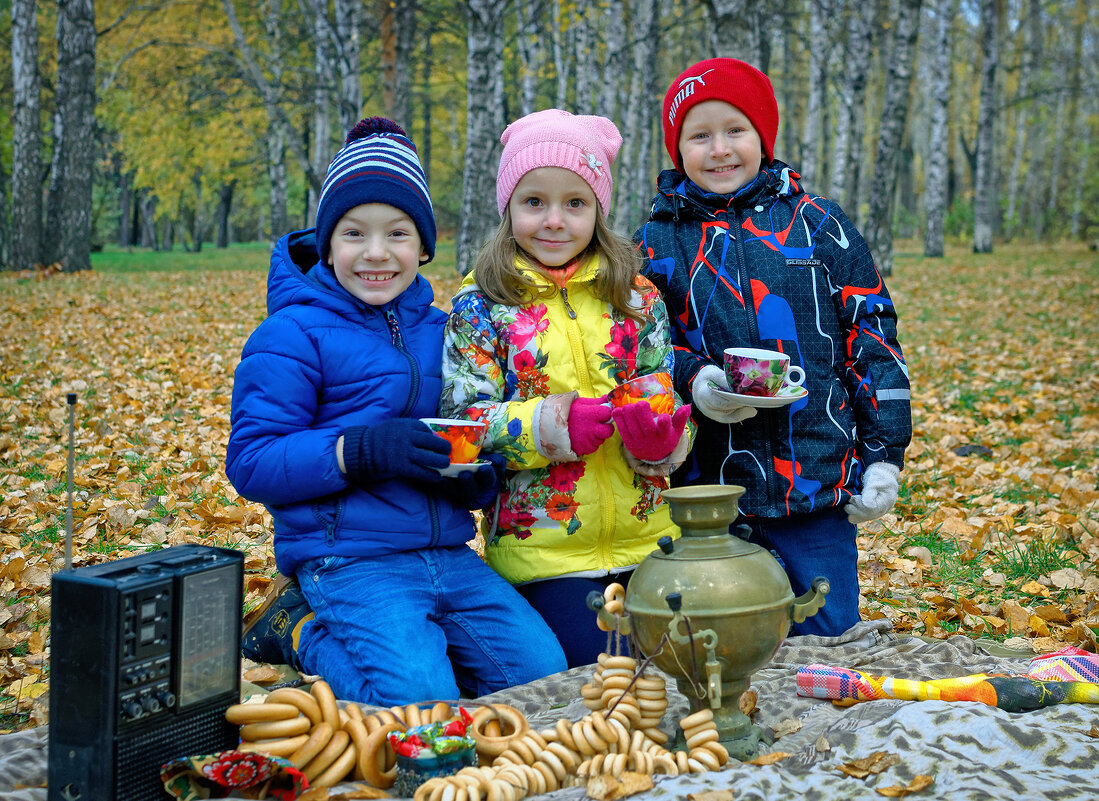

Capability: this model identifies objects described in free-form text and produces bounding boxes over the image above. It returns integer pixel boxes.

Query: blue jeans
[739,508,860,637]
[517,573,633,669]
[295,547,567,705]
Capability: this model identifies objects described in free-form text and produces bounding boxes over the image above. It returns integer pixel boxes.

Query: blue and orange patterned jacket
[636,163,911,518]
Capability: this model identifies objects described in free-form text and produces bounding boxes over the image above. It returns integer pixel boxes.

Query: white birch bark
[573,7,594,113]
[457,0,509,275]
[334,0,363,132]
[800,0,828,186]
[832,0,873,222]
[553,0,570,108]
[265,0,288,240]
[308,0,333,224]
[706,0,763,67]
[11,0,43,269]
[613,0,658,235]
[923,0,954,257]
[599,0,625,120]
[1069,95,1091,238]
[972,0,1000,254]
[45,0,96,272]
[1005,0,1041,237]
[862,0,922,276]
[391,0,416,129]
[1043,89,1066,230]
[516,0,544,116]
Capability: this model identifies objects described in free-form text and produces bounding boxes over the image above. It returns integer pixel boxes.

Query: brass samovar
[592,484,829,760]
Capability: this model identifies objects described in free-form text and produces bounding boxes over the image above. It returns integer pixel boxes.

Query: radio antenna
[65,393,77,571]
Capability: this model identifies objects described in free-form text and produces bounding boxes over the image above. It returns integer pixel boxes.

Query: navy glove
[341,419,450,484]
[441,452,507,510]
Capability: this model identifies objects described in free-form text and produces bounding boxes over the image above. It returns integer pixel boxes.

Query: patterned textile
[795,647,1099,713]
[160,750,307,800]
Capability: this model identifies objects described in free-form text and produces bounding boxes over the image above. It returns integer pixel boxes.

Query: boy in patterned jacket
[636,58,912,637]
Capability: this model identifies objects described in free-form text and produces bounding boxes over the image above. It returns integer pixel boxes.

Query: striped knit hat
[315,117,436,265]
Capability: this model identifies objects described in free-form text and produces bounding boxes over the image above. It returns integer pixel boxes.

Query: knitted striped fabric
[314,117,436,266]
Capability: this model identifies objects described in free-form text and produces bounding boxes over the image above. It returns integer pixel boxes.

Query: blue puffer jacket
[226,229,475,575]
[636,163,911,518]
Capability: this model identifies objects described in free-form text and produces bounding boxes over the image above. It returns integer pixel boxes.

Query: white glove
[691,365,758,424]
[844,462,901,524]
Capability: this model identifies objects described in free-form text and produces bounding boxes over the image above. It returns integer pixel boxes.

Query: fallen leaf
[1083,725,1099,739]
[739,690,758,717]
[1020,580,1051,597]
[815,734,831,753]
[836,751,902,779]
[1049,568,1085,590]
[586,771,653,800]
[876,775,935,797]
[242,665,283,684]
[744,752,792,766]
[772,718,803,738]
[687,792,734,801]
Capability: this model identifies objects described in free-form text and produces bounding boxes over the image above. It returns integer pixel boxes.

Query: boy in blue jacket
[227,117,566,704]
[637,60,912,637]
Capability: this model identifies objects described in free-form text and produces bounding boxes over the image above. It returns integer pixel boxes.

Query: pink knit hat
[496,109,622,217]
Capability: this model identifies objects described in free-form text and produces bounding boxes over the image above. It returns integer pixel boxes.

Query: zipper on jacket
[556,285,617,566]
[385,308,421,418]
[560,287,577,319]
[325,496,343,547]
[427,494,441,547]
[730,207,776,502]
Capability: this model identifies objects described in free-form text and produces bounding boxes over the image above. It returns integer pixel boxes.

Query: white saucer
[437,460,489,477]
[709,381,808,408]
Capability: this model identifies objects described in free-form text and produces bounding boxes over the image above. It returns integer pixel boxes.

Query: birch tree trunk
[613,0,658,235]
[553,0,570,108]
[516,0,543,116]
[862,0,922,277]
[217,180,236,248]
[598,0,625,120]
[265,0,289,239]
[972,0,1001,254]
[11,0,43,270]
[334,0,363,132]
[457,0,508,275]
[382,0,416,128]
[706,0,764,67]
[572,8,594,113]
[308,0,333,224]
[0,162,8,269]
[923,0,954,257]
[800,0,828,187]
[832,0,873,222]
[1005,0,1041,238]
[45,0,96,272]
[1043,89,1066,236]
[1069,95,1092,239]
[420,23,435,185]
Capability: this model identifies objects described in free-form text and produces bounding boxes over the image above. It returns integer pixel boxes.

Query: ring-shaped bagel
[360,720,402,788]
[603,583,626,605]
[303,729,350,782]
[226,702,300,724]
[685,727,720,749]
[239,715,312,741]
[265,688,323,726]
[679,708,715,729]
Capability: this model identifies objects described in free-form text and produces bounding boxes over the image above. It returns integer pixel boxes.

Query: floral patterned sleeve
[631,280,678,384]
[440,290,550,471]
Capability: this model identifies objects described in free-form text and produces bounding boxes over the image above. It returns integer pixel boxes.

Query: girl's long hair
[472,206,647,323]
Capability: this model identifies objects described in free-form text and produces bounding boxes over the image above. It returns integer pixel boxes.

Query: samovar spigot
[791,577,831,623]
[665,593,722,709]
[586,590,632,636]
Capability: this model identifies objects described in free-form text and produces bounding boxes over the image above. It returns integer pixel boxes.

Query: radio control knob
[157,691,177,709]
[141,695,161,714]
[123,701,144,720]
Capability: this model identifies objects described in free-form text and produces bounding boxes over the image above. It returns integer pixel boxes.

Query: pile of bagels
[225,649,729,798]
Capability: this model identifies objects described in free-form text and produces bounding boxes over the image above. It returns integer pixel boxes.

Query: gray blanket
[5,623,1097,800]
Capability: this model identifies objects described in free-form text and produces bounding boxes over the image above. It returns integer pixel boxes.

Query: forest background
[1,0,1099,733]
[3,0,1098,277]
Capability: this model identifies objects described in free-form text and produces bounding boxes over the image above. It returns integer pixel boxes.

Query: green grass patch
[91,242,271,273]
[991,537,1083,582]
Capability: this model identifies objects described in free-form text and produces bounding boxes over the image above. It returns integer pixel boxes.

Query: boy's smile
[328,203,427,306]
[678,100,763,195]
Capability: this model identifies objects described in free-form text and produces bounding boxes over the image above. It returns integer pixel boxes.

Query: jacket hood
[649,160,801,222]
[266,227,436,318]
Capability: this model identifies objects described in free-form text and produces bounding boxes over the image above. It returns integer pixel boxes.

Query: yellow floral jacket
[440,255,689,584]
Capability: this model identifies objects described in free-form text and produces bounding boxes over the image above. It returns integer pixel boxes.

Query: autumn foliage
[1,241,1097,732]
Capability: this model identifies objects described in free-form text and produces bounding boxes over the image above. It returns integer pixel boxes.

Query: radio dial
[141,695,162,714]
[122,700,144,720]
[157,691,177,709]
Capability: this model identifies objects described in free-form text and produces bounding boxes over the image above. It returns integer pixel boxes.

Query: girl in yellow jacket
[440,110,692,666]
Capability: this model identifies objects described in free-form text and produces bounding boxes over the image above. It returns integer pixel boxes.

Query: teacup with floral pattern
[606,373,675,416]
[723,348,805,397]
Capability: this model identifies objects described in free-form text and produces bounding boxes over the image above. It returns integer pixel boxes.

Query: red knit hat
[662,58,779,171]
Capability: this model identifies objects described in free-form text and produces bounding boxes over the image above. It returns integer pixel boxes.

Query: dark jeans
[517,572,634,669]
[739,507,860,637]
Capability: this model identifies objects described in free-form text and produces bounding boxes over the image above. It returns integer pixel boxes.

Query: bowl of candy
[389,708,477,796]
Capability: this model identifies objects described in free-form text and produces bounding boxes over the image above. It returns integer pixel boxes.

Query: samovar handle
[585,590,632,635]
[791,577,830,623]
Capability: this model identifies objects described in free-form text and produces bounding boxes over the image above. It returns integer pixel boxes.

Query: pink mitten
[612,402,692,463]
[567,396,615,456]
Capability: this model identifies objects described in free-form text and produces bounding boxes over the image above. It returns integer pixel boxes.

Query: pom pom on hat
[496,109,622,217]
[315,116,437,265]
[662,58,779,170]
